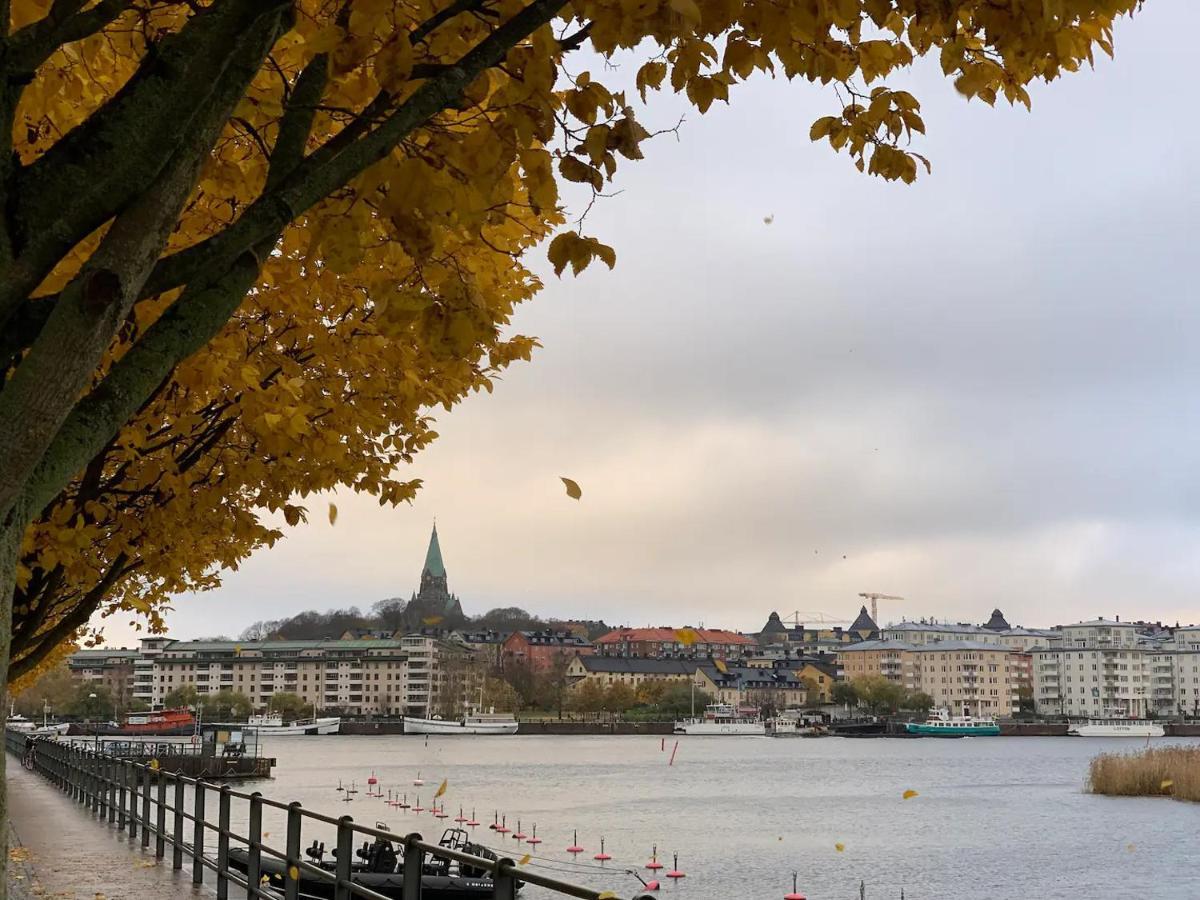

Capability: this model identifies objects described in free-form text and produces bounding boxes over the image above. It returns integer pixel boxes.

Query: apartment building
[882,617,1056,652]
[840,639,1025,717]
[593,627,756,660]
[111,634,478,717]
[67,648,138,707]
[1031,619,1200,718]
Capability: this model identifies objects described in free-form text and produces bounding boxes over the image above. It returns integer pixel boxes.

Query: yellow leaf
[676,627,699,646]
[1160,779,1174,791]
[422,615,444,626]
[434,778,448,798]
[560,476,582,500]
[287,865,300,881]
[149,758,160,771]
[328,503,338,525]
[519,854,532,866]
[835,842,845,853]
[902,789,919,800]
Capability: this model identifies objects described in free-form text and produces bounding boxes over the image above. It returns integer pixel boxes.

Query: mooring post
[246,792,263,900]
[334,816,353,900]
[117,760,127,830]
[284,801,303,900]
[401,834,424,900]
[193,779,207,884]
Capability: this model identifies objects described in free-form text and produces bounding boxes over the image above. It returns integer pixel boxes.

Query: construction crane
[858,592,905,624]
[786,611,851,628]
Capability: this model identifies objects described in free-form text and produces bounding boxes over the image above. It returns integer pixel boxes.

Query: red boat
[68,708,196,737]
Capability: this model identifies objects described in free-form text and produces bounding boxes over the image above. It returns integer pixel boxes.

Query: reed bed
[1087,745,1200,801]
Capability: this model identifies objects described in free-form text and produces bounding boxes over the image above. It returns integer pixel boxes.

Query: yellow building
[565,656,694,690]
[840,639,1024,717]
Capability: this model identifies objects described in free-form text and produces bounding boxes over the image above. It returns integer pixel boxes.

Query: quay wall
[338,720,675,735]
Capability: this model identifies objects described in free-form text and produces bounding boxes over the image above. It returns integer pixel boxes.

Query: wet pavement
[6,761,209,900]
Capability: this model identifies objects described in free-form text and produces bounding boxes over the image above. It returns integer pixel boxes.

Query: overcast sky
[102,2,1200,646]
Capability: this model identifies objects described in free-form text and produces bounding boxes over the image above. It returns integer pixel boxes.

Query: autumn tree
[268,691,310,720]
[204,689,254,721]
[0,0,1140,883]
[163,684,201,710]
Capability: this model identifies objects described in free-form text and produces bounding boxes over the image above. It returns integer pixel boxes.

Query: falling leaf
[260,875,271,885]
[1160,779,1174,791]
[677,627,699,646]
[777,836,783,841]
[328,503,338,525]
[423,615,444,626]
[1126,843,1136,853]
[902,789,919,800]
[834,843,845,853]
[263,832,271,838]
[149,758,160,770]
[560,476,582,500]
[434,778,448,798]
[598,893,618,900]
[138,861,156,868]
[288,865,300,881]
[763,214,774,224]
[519,854,532,866]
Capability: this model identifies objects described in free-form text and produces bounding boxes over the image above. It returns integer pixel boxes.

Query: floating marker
[668,742,679,766]
[399,793,410,810]
[594,838,612,862]
[496,815,510,835]
[434,806,448,819]
[784,873,806,900]
[367,772,378,786]
[526,824,542,845]
[567,830,584,854]
[413,796,423,813]
[467,808,479,827]
[512,820,527,840]
[414,771,424,787]
[455,807,467,824]
[646,845,663,870]
[336,780,345,792]
[666,854,685,879]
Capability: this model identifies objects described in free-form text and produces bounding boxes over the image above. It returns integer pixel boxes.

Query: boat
[403,711,518,736]
[30,722,70,737]
[227,827,518,899]
[221,713,341,736]
[1067,717,1165,737]
[904,708,1000,737]
[67,707,196,736]
[766,711,827,737]
[6,707,36,733]
[674,702,766,736]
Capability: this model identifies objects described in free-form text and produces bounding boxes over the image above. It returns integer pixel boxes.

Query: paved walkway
[7,760,211,900]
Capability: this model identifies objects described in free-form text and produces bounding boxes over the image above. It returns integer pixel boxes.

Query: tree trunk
[0,510,21,900]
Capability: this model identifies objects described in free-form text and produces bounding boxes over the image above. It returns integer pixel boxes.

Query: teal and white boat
[905,708,1000,737]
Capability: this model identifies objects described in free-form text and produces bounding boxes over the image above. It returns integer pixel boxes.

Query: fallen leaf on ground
[9,847,31,862]
[518,854,531,865]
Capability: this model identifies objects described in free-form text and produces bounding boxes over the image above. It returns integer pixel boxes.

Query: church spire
[423,523,446,578]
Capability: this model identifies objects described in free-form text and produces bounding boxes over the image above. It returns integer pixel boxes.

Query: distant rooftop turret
[983,608,1011,631]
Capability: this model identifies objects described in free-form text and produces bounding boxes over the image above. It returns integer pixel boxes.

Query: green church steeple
[423,523,446,578]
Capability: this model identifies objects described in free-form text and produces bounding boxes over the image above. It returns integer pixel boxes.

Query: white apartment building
[119,634,478,717]
[1031,619,1200,718]
[882,620,1056,652]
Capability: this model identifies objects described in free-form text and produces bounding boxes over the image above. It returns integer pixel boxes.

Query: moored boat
[675,702,766,736]
[1067,717,1165,737]
[227,827,516,899]
[67,707,196,736]
[220,713,341,736]
[904,708,1000,737]
[404,712,517,735]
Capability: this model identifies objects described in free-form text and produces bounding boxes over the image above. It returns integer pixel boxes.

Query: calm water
[227,734,1200,900]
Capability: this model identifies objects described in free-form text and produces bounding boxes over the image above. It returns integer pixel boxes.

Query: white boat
[675,703,766,736]
[30,722,70,736]
[231,714,341,736]
[1068,717,1165,737]
[404,712,518,735]
[766,711,826,737]
[6,713,35,733]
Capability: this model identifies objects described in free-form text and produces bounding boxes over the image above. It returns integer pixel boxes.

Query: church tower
[403,523,465,629]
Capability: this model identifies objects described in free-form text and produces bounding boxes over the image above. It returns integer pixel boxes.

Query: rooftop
[596,627,755,645]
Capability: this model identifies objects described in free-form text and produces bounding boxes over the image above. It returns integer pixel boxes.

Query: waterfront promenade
[7,762,205,900]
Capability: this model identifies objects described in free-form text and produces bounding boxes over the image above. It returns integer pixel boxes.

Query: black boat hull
[227,848,499,899]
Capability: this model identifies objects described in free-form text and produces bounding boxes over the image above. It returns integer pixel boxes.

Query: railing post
[246,793,262,899]
[156,772,167,858]
[107,757,117,823]
[126,761,137,840]
[334,816,353,900]
[172,776,185,870]
[141,766,152,848]
[88,752,99,814]
[284,802,303,900]
[193,779,207,884]
[402,834,424,900]
[217,785,231,900]
[491,857,518,900]
[117,760,127,830]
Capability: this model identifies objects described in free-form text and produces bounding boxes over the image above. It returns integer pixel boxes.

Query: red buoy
[496,815,511,835]
[434,806,448,819]
[512,820,527,840]
[665,854,685,879]
[593,838,612,862]
[367,772,378,786]
[526,824,542,845]
[466,808,479,827]
[784,873,806,900]
[646,845,663,870]
[399,793,410,810]
[644,881,661,892]
[455,807,467,823]
[413,796,424,813]
[566,830,584,854]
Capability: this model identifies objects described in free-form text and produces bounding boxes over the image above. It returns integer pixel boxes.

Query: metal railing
[7,732,629,900]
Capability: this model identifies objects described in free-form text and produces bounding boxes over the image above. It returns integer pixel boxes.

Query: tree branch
[8,0,138,75]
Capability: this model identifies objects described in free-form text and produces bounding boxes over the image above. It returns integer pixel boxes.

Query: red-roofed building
[595,627,756,660]
[500,630,595,673]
